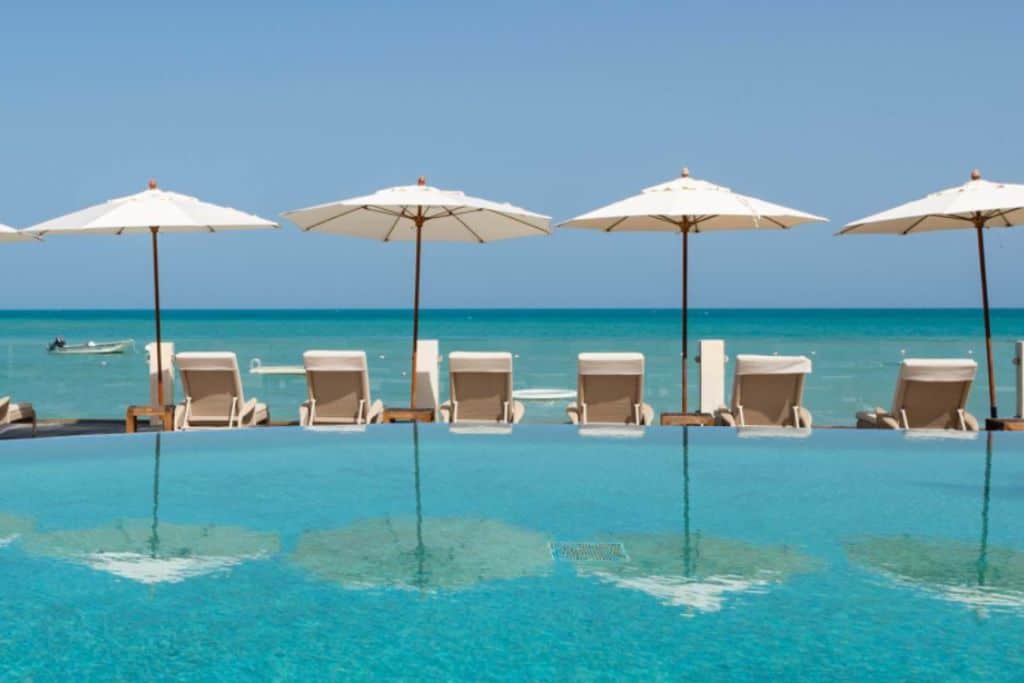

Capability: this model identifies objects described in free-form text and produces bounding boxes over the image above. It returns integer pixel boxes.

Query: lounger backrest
[303,351,371,424]
[731,355,811,427]
[892,359,976,429]
[448,352,514,423]
[577,353,645,425]
[175,352,245,422]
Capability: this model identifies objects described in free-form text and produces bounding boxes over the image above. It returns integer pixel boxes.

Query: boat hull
[49,340,134,355]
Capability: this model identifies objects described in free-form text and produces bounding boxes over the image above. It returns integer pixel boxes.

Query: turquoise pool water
[2,308,1023,424]
[1,427,1023,680]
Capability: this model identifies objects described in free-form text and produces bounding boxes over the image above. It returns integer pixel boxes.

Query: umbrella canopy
[26,184,278,236]
[292,517,552,592]
[840,169,1024,419]
[283,178,551,405]
[0,224,38,243]
[0,513,34,549]
[562,169,826,414]
[23,519,280,585]
[564,170,826,232]
[25,181,278,407]
[282,179,550,241]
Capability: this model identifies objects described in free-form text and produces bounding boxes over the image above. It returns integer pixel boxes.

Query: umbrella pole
[409,216,424,408]
[681,223,690,414]
[974,218,998,419]
[150,227,165,410]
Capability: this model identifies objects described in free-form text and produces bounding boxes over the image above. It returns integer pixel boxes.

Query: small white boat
[249,358,305,376]
[48,339,135,355]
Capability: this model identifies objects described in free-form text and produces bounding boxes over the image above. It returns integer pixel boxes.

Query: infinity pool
[1,427,1022,680]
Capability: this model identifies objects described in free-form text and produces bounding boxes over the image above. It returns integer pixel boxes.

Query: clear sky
[1,0,1022,309]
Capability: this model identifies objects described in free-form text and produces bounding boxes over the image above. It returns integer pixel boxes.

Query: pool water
[1,427,1022,680]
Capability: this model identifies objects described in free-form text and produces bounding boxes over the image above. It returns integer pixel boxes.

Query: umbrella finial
[148,178,158,190]
[417,176,426,186]
[681,167,690,178]
[971,168,982,181]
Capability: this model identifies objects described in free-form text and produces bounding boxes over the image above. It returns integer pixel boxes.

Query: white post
[414,339,440,420]
[1015,340,1023,419]
[697,339,726,415]
[146,341,175,425]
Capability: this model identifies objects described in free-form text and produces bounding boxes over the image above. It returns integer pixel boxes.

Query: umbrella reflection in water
[845,432,1024,614]
[23,434,280,585]
[292,424,551,593]
[0,513,34,549]
[571,429,816,616]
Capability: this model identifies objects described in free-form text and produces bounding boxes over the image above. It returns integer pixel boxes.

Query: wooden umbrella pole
[974,217,998,418]
[150,226,165,409]
[409,213,424,408]
[681,220,690,414]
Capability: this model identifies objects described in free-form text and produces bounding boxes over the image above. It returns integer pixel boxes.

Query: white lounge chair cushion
[734,354,812,376]
[174,352,241,371]
[303,350,369,372]
[448,352,513,373]
[898,358,977,383]
[578,352,644,375]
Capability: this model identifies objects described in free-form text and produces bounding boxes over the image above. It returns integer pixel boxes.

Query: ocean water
[0,427,1021,680]
[0,308,1022,425]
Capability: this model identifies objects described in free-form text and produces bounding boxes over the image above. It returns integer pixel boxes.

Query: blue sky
[1,0,1022,309]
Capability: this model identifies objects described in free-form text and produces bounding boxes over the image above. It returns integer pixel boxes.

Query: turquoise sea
[1,308,1022,425]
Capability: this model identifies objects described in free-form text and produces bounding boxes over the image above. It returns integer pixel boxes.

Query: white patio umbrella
[562,169,826,414]
[283,177,551,406]
[840,169,1024,419]
[26,181,277,405]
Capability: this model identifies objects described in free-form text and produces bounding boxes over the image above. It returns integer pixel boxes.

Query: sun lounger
[566,353,654,426]
[716,355,812,428]
[173,352,269,429]
[856,359,979,431]
[440,352,524,424]
[0,396,36,435]
[299,351,383,426]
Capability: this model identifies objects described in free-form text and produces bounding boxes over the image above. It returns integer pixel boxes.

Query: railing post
[697,339,726,416]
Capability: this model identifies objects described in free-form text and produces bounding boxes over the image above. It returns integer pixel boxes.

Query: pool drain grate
[550,541,628,562]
